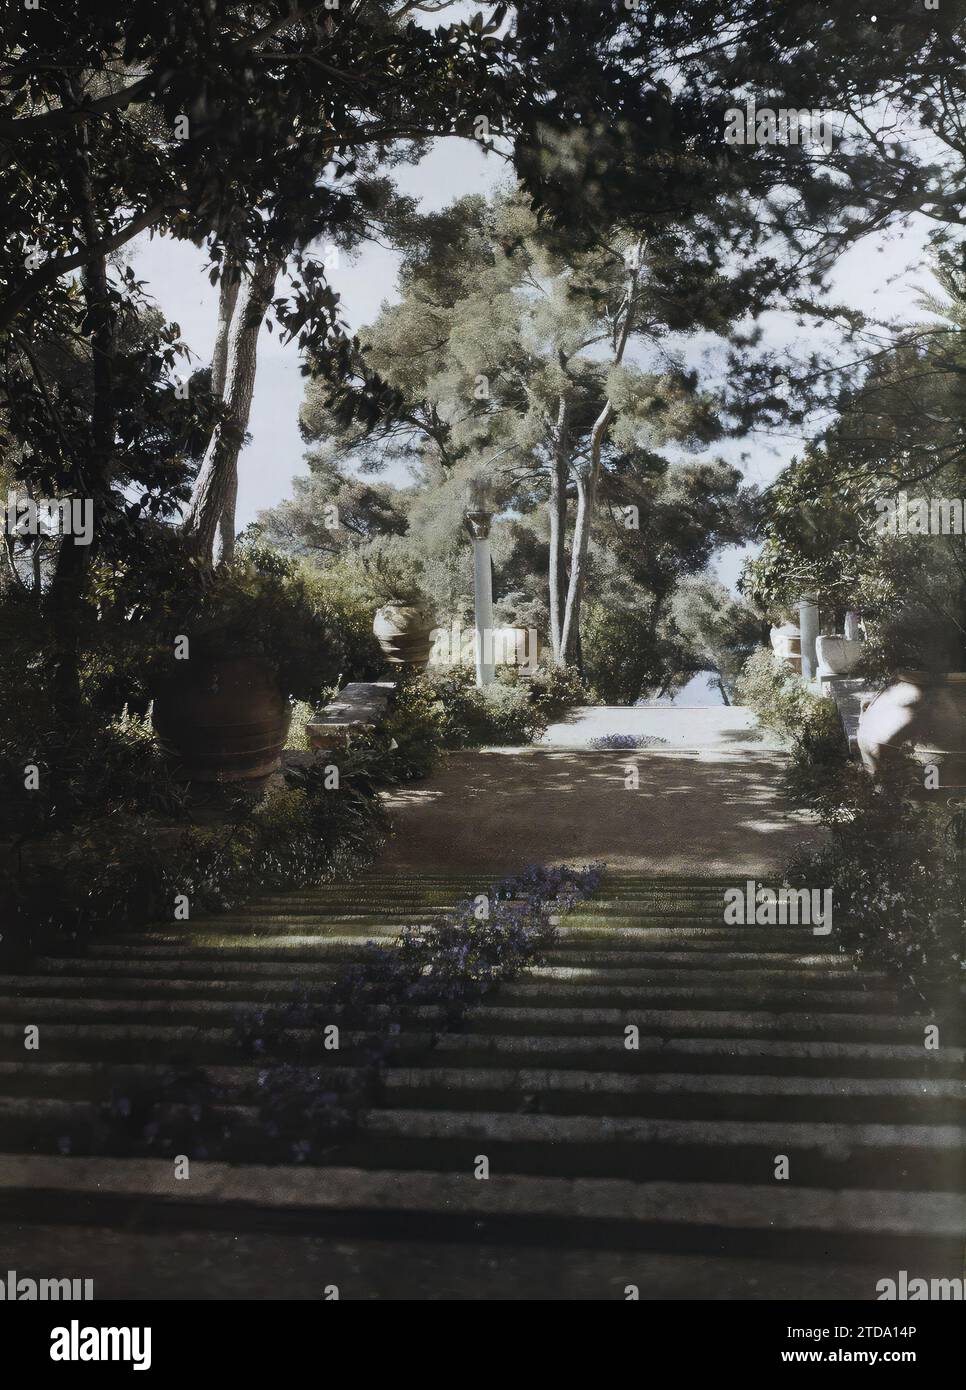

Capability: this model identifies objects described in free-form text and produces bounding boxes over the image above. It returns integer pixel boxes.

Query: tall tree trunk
[216,470,239,567]
[559,237,645,664]
[548,392,570,664]
[561,468,592,664]
[182,256,280,564]
[210,266,241,398]
[210,266,241,563]
[49,85,115,721]
[1,532,24,595]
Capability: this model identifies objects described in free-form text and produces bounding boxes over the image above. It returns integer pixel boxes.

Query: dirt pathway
[378,743,823,877]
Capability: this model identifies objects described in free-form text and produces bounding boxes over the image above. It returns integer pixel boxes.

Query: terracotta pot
[373,602,434,668]
[857,671,966,788]
[816,635,863,678]
[153,655,291,783]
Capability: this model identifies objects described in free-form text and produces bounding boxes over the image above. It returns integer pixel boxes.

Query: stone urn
[857,671,966,789]
[815,635,864,679]
[769,621,802,673]
[373,602,434,668]
[153,655,291,784]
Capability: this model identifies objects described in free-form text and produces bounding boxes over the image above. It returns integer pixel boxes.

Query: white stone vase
[769,622,802,672]
[857,671,966,788]
[815,635,864,678]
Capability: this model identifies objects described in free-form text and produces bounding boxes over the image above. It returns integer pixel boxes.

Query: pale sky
[128,136,932,594]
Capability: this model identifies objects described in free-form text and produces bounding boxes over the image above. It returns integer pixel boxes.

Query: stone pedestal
[305,681,396,751]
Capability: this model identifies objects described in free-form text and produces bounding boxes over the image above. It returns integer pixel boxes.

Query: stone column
[844,610,861,641]
[798,595,819,680]
[465,508,495,687]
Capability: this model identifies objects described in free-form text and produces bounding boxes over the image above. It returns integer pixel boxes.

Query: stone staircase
[0,874,963,1300]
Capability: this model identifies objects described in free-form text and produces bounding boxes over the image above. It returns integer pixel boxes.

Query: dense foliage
[735,649,963,999]
[2,744,390,966]
[373,665,590,780]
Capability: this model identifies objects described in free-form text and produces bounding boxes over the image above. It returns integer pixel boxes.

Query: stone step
[90,939,399,963]
[112,918,747,944]
[529,962,881,985]
[553,925,833,945]
[1,1221,940,1300]
[426,1032,966,1078]
[258,895,729,913]
[93,927,838,954]
[467,1005,932,1042]
[352,1108,965,1188]
[132,915,432,934]
[563,915,831,936]
[0,975,897,1012]
[4,866,958,1286]
[5,1092,964,1190]
[542,949,861,970]
[101,932,400,952]
[30,958,351,982]
[378,1067,966,1118]
[490,981,897,1011]
[0,995,932,1041]
[1,1155,961,1262]
[203,907,452,924]
[354,878,740,888]
[1,1020,958,1078]
[21,957,886,987]
[66,945,855,985]
[0,1019,958,1075]
[1,1061,960,1123]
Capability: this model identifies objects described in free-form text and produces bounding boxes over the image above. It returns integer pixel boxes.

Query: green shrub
[375,668,555,779]
[3,751,388,963]
[733,647,846,801]
[501,662,590,724]
[735,650,963,999]
[375,674,449,779]
[0,712,188,837]
[784,762,964,1001]
[150,554,380,704]
[0,539,384,837]
[285,700,315,752]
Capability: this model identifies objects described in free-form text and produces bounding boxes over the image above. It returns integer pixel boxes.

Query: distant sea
[638,671,725,708]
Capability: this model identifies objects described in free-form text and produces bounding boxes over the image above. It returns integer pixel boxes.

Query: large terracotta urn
[815,635,864,678]
[857,671,966,789]
[373,602,434,668]
[153,655,291,784]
